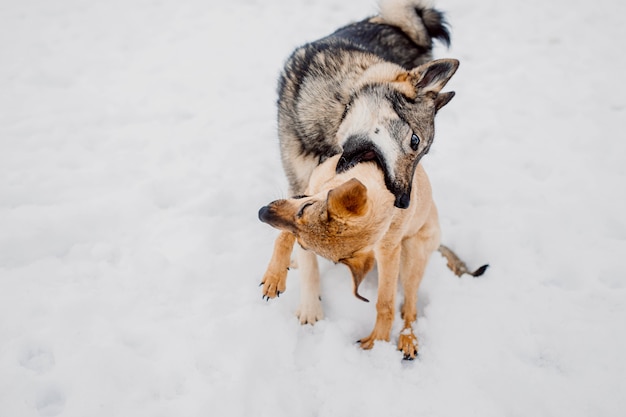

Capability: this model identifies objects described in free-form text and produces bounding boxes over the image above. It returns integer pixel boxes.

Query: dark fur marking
[420,8,451,47]
[330,22,429,69]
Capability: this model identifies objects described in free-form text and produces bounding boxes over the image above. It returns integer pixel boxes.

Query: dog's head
[258,172,391,263]
[336,58,458,208]
[259,173,392,301]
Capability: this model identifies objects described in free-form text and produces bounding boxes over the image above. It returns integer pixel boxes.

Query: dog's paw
[358,330,391,350]
[397,328,418,360]
[295,299,323,325]
[260,268,288,300]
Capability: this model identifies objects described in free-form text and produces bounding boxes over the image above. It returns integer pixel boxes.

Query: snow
[1,0,625,416]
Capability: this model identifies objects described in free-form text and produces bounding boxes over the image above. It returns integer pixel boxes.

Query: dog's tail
[376,0,450,49]
[438,244,489,278]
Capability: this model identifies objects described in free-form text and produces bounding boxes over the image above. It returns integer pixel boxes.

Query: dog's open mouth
[336,145,413,209]
[336,145,384,174]
[359,150,377,162]
[336,136,413,209]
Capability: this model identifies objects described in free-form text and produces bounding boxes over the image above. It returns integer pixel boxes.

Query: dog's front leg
[295,245,323,324]
[359,244,401,350]
[397,235,430,359]
[261,231,295,299]
[398,207,441,358]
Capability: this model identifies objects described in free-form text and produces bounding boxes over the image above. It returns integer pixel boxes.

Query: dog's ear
[327,178,368,219]
[410,58,459,95]
[341,250,375,302]
[435,91,455,111]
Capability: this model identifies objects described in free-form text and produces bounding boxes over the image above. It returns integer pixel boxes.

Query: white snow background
[1,0,625,416]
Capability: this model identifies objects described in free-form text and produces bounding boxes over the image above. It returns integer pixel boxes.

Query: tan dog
[259,155,487,359]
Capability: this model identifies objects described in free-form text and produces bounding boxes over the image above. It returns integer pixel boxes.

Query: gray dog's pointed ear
[435,91,455,111]
[327,178,368,219]
[411,58,459,95]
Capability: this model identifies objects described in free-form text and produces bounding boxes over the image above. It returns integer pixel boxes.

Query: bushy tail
[438,244,489,278]
[376,0,451,49]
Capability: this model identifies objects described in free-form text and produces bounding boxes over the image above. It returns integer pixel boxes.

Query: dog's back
[328,0,450,69]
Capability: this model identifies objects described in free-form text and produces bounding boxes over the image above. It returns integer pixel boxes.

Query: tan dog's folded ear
[341,251,375,302]
[327,178,368,219]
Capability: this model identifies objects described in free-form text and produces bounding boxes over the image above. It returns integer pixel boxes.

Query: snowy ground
[1,0,625,416]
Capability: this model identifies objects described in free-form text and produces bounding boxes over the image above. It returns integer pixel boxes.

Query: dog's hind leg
[295,245,324,325]
[261,231,295,300]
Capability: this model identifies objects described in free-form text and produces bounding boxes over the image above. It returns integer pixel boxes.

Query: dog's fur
[259,156,487,359]
[277,0,458,209]
[257,0,486,359]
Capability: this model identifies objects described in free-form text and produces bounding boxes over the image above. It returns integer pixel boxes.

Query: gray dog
[277,0,459,209]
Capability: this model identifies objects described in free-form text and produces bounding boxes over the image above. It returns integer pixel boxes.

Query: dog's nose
[394,193,411,209]
[258,206,271,223]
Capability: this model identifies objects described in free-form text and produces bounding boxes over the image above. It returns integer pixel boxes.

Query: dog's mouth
[336,138,412,209]
[336,143,384,174]
[358,149,377,162]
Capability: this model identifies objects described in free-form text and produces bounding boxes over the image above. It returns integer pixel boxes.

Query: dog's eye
[296,202,313,219]
[410,133,420,151]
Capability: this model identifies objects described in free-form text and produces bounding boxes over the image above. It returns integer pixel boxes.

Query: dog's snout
[258,203,295,232]
[258,206,271,223]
